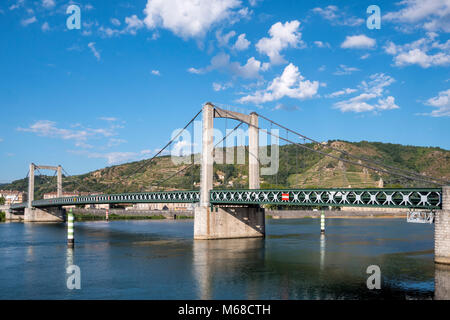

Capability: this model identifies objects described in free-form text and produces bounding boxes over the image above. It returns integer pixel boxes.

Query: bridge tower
[435,186,450,265]
[194,103,265,240]
[24,163,65,222]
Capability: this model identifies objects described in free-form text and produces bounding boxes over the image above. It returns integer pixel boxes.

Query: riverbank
[266,209,407,220]
[71,208,194,221]
[68,208,407,221]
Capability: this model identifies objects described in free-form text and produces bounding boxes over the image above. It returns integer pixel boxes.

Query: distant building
[131,202,194,211]
[43,191,79,199]
[0,190,26,205]
[44,191,109,209]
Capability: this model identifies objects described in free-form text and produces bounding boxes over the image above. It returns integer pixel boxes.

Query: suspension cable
[215,108,444,186]
[156,121,245,190]
[256,113,449,185]
[125,109,202,191]
[61,167,96,195]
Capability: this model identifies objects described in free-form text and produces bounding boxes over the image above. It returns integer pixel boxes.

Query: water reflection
[435,264,450,300]
[320,234,325,272]
[0,219,443,299]
[192,238,265,299]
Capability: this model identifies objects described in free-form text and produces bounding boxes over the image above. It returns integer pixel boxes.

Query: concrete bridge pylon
[24,163,65,222]
[435,186,450,265]
[194,102,265,240]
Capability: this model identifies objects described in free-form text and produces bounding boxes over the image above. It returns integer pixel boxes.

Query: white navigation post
[321,210,325,234]
[67,208,74,248]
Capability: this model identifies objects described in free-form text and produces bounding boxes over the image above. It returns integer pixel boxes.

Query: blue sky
[0,0,449,182]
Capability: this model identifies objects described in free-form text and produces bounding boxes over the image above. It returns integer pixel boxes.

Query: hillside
[1,140,449,199]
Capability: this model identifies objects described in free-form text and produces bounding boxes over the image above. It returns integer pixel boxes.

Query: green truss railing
[210,188,442,209]
[10,188,442,210]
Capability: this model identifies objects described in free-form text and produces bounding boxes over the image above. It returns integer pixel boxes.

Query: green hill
[1,140,449,199]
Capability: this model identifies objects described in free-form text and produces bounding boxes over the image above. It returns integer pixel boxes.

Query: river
[0,218,448,299]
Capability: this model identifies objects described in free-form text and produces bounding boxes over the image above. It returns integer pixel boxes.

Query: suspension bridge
[7,102,450,265]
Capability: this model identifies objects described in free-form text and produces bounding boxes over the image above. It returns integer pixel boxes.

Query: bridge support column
[24,207,65,222]
[249,112,259,190]
[435,186,450,264]
[28,163,35,209]
[194,103,265,240]
[57,165,62,197]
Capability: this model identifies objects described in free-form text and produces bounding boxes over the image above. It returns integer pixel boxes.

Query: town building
[0,190,26,205]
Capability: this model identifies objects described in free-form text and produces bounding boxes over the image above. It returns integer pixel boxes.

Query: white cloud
[111,18,121,26]
[88,42,101,61]
[422,89,450,117]
[314,41,330,48]
[21,16,37,27]
[0,138,3,142]
[333,64,360,75]
[212,82,232,91]
[42,0,55,8]
[83,151,141,165]
[312,5,364,26]
[360,53,370,60]
[99,26,120,38]
[143,0,244,39]
[151,70,161,76]
[216,30,236,47]
[41,22,50,32]
[188,53,268,79]
[333,73,399,113]
[384,0,450,33]
[234,33,250,50]
[255,20,304,65]
[341,35,376,49]
[17,120,119,147]
[124,15,144,35]
[9,0,24,10]
[384,33,450,68]
[272,103,300,111]
[187,67,202,74]
[99,117,118,122]
[239,63,320,104]
[107,138,127,147]
[327,88,357,98]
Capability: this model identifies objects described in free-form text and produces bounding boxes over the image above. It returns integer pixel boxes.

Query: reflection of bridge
[7,103,450,265]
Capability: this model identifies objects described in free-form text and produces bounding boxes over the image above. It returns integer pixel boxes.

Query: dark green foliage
[0,141,448,196]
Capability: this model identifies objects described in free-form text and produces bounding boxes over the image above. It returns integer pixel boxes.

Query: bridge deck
[10,188,442,210]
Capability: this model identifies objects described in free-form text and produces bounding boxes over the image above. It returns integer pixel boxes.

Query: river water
[0,218,448,300]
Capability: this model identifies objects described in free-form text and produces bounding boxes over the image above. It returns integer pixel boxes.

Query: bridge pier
[24,207,65,222]
[194,206,265,240]
[435,186,450,265]
[194,103,265,240]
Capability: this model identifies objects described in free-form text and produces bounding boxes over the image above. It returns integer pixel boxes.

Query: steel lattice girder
[209,188,442,209]
[9,188,442,210]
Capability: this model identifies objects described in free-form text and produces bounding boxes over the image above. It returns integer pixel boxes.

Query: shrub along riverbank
[0,211,5,222]
[73,213,193,221]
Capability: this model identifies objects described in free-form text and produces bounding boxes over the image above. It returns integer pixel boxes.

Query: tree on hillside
[0,197,5,205]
